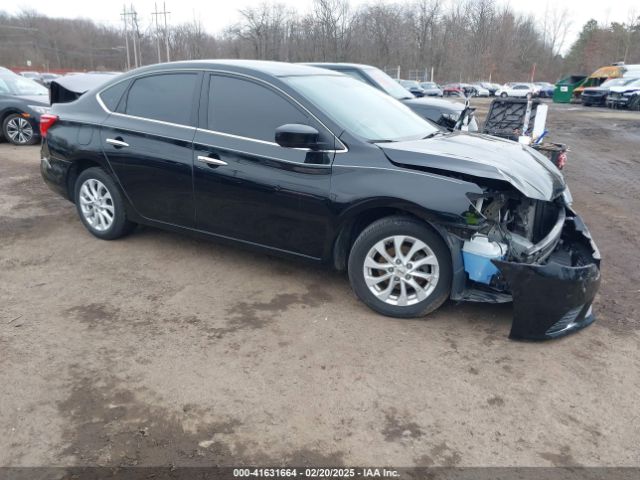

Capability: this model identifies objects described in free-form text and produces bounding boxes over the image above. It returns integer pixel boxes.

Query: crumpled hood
[378,132,566,201]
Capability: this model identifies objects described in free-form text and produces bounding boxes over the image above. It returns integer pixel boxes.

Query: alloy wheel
[6,117,33,144]
[363,235,440,306]
[79,179,115,232]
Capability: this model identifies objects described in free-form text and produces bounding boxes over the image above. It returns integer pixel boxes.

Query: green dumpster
[553,75,587,103]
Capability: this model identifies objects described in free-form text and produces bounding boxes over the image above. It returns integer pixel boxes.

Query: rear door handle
[197,155,227,167]
[106,137,129,148]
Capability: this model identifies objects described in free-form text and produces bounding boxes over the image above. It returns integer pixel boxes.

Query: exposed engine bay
[462,190,590,291]
[446,187,601,339]
[466,191,566,263]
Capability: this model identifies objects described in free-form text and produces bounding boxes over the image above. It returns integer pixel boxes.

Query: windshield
[625,78,640,87]
[0,74,48,96]
[364,67,413,100]
[421,82,437,88]
[285,75,439,142]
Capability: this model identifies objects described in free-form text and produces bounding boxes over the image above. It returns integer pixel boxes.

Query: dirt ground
[0,100,639,470]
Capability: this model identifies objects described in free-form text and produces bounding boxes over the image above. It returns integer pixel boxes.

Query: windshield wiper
[369,139,395,143]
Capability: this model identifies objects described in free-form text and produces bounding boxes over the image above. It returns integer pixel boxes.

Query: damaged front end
[453,188,601,340]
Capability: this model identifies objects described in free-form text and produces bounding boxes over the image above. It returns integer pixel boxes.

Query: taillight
[557,151,567,170]
[39,114,58,137]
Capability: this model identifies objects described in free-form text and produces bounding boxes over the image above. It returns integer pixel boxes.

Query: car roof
[132,60,339,78]
[304,62,380,71]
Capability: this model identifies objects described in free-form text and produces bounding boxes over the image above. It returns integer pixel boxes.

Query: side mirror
[275,124,320,149]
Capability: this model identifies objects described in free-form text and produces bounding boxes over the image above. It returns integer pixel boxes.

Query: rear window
[124,73,197,125]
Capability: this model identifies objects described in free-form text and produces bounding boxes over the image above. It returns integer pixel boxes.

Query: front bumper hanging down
[494,210,601,340]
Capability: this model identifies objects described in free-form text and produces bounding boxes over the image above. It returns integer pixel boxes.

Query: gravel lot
[1,100,639,469]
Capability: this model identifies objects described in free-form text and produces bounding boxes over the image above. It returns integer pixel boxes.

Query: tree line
[1,0,639,83]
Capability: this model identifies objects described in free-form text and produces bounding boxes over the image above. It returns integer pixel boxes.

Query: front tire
[3,113,37,145]
[74,167,135,240]
[348,216,452,318]
[500,92,508,98]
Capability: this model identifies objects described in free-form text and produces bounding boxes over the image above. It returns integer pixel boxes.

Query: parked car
[0,69,50,145]
[305,63,478,131]
[419,81,443,96]
[471,84,490,97]
[40,73,60,86]
[573,64,625,99]
[475,82,498,96]
[606,78,640,109]
[495,83,533,98]
[19,71,43,83]
[581,77,637,106]
[398,79,426,97]
[40,60,600,340]
[442,83,466,97]
[534,82,555,98]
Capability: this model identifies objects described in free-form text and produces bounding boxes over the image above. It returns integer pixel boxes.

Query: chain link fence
[383,66,435,82]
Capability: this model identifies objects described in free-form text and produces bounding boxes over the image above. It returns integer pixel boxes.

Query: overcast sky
[3,0,639,55]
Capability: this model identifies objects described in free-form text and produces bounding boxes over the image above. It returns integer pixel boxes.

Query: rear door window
[207,75,309,142]
[123,73,197,125]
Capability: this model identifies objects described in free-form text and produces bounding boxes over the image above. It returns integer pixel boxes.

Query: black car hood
[14,94,50,106]
[378,132,566,201]
[402,97,464,114]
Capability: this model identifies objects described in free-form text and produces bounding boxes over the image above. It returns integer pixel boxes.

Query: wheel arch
[331,200,454,271]
[0,107,25,126]
[65,158,111,202]
[1,108,31,140]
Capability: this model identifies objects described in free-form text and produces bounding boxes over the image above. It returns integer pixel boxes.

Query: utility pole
[130,4,140,67]
[120,4,131,70]
[163,2,171,62]
[152,2,162,62]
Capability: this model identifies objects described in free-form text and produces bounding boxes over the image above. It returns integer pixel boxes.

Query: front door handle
[106,137,129,148]
[197,155,227,167]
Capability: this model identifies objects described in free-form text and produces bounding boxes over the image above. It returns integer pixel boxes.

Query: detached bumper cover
[493,211,601,340]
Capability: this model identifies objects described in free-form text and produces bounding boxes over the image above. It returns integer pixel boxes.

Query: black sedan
[0,69,50,145]
[40,60,600,340]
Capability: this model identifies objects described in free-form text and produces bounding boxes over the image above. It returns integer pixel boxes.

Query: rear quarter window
[99,81,129,111]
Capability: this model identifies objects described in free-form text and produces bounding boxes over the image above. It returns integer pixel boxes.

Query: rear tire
[74,167,135,240]
[347,216,452,318]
